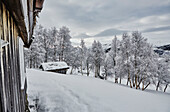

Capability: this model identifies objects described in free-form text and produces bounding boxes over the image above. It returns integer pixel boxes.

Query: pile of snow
[40,61,69,71]
[27,69,170,112]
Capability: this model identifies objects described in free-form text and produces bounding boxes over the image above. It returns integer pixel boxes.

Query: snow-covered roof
[0,39,9,48]
[40,62,69,71]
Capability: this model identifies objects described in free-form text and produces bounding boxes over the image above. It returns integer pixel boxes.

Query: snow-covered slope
[27,69,170,112]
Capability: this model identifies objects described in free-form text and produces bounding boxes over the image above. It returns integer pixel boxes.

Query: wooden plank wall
[0,2,27,112]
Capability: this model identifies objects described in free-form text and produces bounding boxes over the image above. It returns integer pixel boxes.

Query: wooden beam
[1,0,28,45]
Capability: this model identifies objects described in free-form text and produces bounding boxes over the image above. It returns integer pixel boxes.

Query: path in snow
[28,69,90,112]
[27,69,170,112]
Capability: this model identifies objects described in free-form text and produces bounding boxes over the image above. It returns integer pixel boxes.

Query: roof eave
[2,0,28,45]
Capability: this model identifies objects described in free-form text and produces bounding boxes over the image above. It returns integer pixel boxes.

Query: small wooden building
[0,0,44,112]
[40,62,69,74]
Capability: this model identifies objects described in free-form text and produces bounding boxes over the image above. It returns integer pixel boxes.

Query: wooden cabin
[40,62,70,74]
[0,0,44,112]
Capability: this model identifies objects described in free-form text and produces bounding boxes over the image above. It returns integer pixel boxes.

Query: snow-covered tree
[25,25,45,68]
[85,49,93,76]
[128,31,158,89]
[42,28,51,62]
[109,36,120,83]
[130,31,148,88]
[162,54,170,92]
[91,40,104,78]
[119,33,132,86]
[57,26,72,62]
[155,54,170,92]
[30,37,41,68]
[102,54,113,80]
[48,27,58,62]
[79,39,87,75]
[24,25,73,68]
[139,44,158,90]
[68,47,82,74]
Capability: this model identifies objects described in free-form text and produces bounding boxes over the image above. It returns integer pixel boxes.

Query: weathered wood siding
[0,2,27,112]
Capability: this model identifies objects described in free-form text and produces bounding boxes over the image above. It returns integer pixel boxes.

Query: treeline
[25,25,72,68]
[74,32,170,92]
[25,25,170,92]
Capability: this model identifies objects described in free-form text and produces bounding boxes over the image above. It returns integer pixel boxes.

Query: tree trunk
[126,73,130,85]
[142,81,144,90]
[115,77,118,83]
[137,78,143,89]
[87,68,89,76]
[105,72,107,80]
[156,81,160,91]
[119,77,121,84]
[132,77,135,87]
[134,53,137,88]
[129,79,132,88]
[30,57,32,68]
[87,69,89,76]
[95,65,97,78]
[105,75,107,80]
[126,53,131,87]
[164,84,168,92]
[81,61,83,75]
[114,71,118,83]
[61,51,63,61]
[59,54,61,61]
[126,78,129,86]
[70,67,74,74]
[98,65,100,76]
[135,75,138,89]
[127,77,132,88]
[86,61,89,76]
[142,82,150,91]
[87,71,89,76]
[44,52,48,62]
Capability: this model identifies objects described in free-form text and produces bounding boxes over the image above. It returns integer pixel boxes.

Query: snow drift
[27,69,170,112]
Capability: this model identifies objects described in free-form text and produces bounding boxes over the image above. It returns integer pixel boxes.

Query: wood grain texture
[0,2,27,112]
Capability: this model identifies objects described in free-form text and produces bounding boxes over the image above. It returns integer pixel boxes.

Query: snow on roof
[40,61,69,71]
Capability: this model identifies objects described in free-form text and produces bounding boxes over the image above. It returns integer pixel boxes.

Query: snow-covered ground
[27,69,170,112]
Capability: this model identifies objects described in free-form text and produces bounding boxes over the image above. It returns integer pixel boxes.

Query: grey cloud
[40,0,170,31]
[38,0,170,46]
[143,26,170,33]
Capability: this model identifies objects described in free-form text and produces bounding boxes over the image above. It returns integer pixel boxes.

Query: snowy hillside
[27,69,170,112]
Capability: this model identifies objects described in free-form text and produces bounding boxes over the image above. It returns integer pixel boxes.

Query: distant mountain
[155,44,170,55]
[103,43,170,55]
[93,28,128,37]
[74,28,128,39]
[74,33,91,38]
[157,44,170,51]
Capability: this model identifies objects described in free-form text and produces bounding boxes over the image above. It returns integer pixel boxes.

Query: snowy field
[27,69,170,112]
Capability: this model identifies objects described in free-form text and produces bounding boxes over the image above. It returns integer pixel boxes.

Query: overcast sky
[38,0,170,47]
